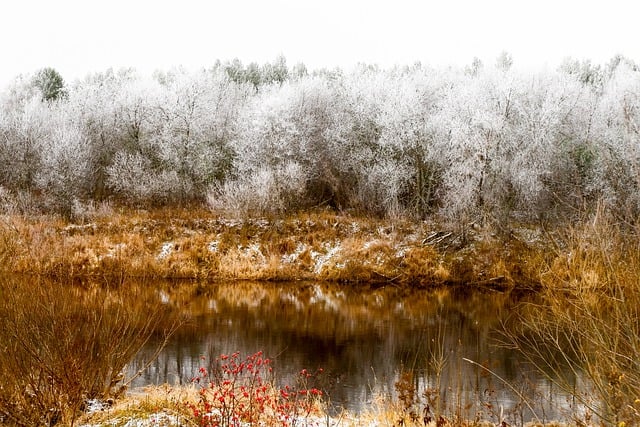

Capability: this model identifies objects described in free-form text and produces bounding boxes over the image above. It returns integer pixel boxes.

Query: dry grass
[0,276,180,426]
[506,208,640,426]
[76,385,196,426]
[6,205,639,426]
[0,206,547,289]
[77,384,552,427]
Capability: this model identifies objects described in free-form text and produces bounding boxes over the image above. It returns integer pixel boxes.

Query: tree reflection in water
[130,281,578,423]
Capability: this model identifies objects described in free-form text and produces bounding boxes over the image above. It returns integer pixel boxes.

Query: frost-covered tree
[2,56,640,223]
[291,62,308,80]
[591,63,640,219]
[67,68,147,200]
[374,69,447,217]
[559,58,604,89]
[108,69,249,204]
[505,72,591,221]
[210,161,306,215]
[32,67,66,102]
[262,54,289,85]
[465,57,483,77]
[36,116,93,216]
[495,51,513,72]
[0,97,47,192]
[226,80,313,209]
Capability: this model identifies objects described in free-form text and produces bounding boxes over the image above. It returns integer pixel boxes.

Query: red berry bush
[188,351,325,426]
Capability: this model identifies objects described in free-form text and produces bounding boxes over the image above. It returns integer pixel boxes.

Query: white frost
[281,243,307,264]
[310,242,341,274]
[157,242,174,260]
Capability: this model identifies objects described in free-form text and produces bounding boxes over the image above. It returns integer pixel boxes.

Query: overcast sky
[1,0,638,87]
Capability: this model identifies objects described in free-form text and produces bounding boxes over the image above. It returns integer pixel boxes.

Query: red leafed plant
[188,351,325,426]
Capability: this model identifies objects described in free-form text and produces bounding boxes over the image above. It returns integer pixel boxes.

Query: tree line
[0,55,639,226]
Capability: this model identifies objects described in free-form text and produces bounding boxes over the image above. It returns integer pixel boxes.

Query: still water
[129,281,579,424]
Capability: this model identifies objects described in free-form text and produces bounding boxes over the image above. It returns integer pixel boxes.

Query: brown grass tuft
[0,276,180,426]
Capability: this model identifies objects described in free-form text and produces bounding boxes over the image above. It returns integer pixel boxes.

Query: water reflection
[129,281,576,423]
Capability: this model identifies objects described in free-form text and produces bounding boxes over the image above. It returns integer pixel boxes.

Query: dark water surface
[129,281,579,423]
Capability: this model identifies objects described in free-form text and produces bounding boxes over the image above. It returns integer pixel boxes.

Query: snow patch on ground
[281,243,307,264]
[240,243,266,265]
[80,411,373,427]
[64,223,98,234]
[84,399,110,414]
[157,242,174,260]
[252,218,270,229]
[361,240,388,266]
[395,245,409,259]
[361,240,377,250]
[310,242,341,274]
[216,218,243,228]
[208,240,219,253]
[79,410,186,427]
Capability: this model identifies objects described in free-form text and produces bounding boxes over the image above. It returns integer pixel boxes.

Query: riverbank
[0,206,546,289]
[2,206,640,426]
[75,384,505,427]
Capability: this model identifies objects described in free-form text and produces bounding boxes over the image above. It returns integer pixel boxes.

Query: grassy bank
[0,206,545,289]
[3,206,640,426]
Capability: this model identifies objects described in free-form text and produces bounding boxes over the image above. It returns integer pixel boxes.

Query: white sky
[1,0,639,87]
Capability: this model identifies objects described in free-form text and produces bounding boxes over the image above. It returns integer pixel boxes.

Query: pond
[128,281,582,424]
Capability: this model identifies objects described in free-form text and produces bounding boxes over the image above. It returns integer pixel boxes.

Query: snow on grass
[281,242,307,264]
[395,246,409,259]
[252,218,270,229]
[63,223,98,234]
[89,410,372,427]
[240,243,266,265]
[84,399,111,414]
[158,290,170,304]
[310,242,341,274]
[157,242,174,260]
[216,218,243,228]
[79,410,186,427]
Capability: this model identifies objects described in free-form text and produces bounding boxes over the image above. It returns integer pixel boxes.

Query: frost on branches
[0,56,639,224]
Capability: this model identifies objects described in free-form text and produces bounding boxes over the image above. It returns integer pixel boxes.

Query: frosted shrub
[233,77,359,208]
[36,119,93,217]
[106,152,186,204]
[1,57,640,223]
[590,64,640,219]
[147,71,246,201]
[357,159,411,217]
[208,162,307,216]
[0,97,48,192]
[374,68,447,217]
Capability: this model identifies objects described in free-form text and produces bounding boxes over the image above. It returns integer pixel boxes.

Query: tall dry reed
[0,277,179,426]
[507,209,640,426]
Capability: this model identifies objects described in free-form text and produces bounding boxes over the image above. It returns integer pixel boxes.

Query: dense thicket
[1,57,639,225]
